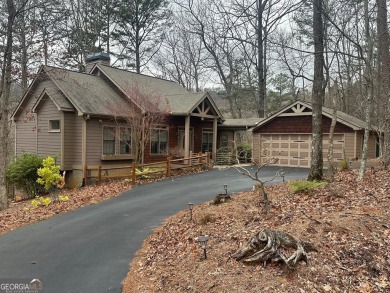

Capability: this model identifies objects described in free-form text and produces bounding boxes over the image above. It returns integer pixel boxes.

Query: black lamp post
[196,236,209,259]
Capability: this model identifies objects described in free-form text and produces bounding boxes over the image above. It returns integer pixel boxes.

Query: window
[151,128,168,155]
[49,120,60,132]
[103,127,116,155]
[120,127,132,154]
[220,133,229,147]
[202,129,213,153]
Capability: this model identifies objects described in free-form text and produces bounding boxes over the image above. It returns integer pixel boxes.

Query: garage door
[260,134,344,168]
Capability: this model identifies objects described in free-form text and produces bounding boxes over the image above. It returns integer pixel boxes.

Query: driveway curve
[0,166,307,292]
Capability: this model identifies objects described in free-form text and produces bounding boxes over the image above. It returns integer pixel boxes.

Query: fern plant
[289,180,328,194]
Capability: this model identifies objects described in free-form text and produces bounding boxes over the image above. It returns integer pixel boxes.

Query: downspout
[82,115,89,183]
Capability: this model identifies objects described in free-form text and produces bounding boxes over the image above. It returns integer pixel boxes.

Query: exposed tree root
[232,228,318,268]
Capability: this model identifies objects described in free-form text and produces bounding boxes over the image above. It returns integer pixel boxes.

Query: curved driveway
[0,166,307,292]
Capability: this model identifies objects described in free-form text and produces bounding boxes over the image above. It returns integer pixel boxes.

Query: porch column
[185,115,190,159]
[212,118,218,160]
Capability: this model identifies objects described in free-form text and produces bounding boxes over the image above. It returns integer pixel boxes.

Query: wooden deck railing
[84,152,211,186]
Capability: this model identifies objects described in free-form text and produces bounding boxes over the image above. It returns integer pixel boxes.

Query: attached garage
[252,101,379,168]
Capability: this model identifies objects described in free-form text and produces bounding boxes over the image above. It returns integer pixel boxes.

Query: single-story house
[12,53,256,187]
[252,101,379,168]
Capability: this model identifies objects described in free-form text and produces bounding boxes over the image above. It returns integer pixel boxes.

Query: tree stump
[212,193,231,205]
[232,228,317,268]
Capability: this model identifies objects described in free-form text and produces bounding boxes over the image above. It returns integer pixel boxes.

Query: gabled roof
[93,64,223,118]
[252,100,367,131]
[14,64,223,120]
[12,66,138,118]
[32,88,74,112]
[43,66,130,117]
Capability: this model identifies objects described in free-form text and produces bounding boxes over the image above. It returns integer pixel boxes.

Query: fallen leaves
[122,169,390,293]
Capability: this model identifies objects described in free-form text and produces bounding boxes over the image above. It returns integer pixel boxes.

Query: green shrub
[6,153,44,199]
[37,156,62,191]
[339,159,349,171]
[289,180,328,194]
[237,143,252,162]
[31,196,52,208]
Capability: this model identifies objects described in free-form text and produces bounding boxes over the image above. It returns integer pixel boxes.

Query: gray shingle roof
[15,64,223,119]
[253,100,368,131]
[220,118,263,128]
[322,105,367,129]
[42,88,74,111]
[44,66,131,117]
[96,65,219,115]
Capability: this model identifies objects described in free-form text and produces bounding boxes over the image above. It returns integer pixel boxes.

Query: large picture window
[202,129,213,153]
[151,128,168,155]
[120,127,132,154]
[103,127,116,155]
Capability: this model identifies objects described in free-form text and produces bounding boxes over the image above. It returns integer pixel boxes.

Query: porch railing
[84,152,211,186]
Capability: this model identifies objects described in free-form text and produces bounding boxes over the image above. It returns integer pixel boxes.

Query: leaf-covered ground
[122,169,390,293]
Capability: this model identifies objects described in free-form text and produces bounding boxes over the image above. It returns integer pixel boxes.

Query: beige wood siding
[15,77,58,156]
[344,132,355,159]
[353,132,377,158]
[252,133,261,163]
[368,133,376,158]
[15,118,37,155]
[86,119,123,165]
[86,119,103,165]
[37,98,61,159]
[355,132,362,158]
[63,113,82,168]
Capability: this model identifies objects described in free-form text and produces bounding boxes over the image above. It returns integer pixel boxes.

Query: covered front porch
[177,94,222,161]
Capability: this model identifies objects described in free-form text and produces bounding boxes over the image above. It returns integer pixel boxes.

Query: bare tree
[358,0,374,180]
[115,85,167,164]
[376,0,390,167]
[154,20,207,92]
[232,140,282,214]
[326,78,339,180]
[0,0,29,209]
[308,0,325,181]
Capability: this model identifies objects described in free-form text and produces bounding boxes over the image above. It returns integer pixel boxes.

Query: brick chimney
[85,52,110,73]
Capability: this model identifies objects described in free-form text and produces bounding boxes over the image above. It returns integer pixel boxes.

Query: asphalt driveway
[0,166,307,292]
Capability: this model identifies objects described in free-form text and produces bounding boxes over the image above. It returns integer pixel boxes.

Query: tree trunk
[377,0,390,168]
[358,0,374,180]
[327,80,338,179]
[308,0,324,181]
[257,0,266,118]
[20,10,28,91]
[0,0,16,210]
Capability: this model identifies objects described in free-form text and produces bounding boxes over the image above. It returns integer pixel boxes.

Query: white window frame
[48,119,60,132]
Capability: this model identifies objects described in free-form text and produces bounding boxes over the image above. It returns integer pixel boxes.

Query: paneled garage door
[260,134,345,167]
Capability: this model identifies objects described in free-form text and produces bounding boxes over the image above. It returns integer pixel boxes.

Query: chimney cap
[85,52,110,62]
